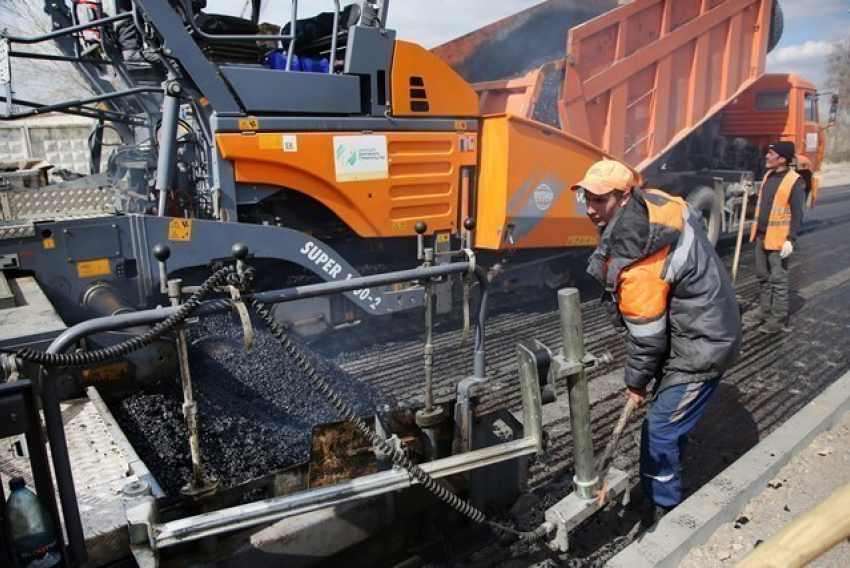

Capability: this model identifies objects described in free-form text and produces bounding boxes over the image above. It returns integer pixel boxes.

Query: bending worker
[750,141,806,334]
[571,159,742,521]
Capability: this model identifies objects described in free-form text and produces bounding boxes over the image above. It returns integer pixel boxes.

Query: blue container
[267,51,300,71]
[300,57,330,74]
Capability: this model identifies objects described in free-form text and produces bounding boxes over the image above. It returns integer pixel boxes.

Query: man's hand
[780,240,794,259]
[626,387,646,406]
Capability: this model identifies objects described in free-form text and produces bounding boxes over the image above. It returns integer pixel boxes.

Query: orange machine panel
[216,130,478,237]
[559,0,773,171]
[390,41,479,118]
[475,114,623,250]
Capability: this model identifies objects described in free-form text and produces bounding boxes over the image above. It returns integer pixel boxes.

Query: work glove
[780,240,794,259]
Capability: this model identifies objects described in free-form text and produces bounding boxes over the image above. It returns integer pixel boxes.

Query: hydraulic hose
[248,297,549,543]
[11,266,252,368]
[8,262,547,543]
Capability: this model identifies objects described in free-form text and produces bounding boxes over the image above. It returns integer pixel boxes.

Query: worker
[571,159,742,523]
[749,141,806,334]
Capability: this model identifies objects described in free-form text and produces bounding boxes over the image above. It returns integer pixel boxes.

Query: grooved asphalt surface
[107,167,850,564]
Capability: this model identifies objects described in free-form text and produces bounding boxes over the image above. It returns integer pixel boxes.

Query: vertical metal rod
[732,189,750,284]
[21,383,69,565]
[557,288,600,500]
[3,82,11,118]
[379,0,390,29]
[39,372,88,565]
[156,85,181,216]
[423,249,435,411]
[329,0,340,74]
[286,0,299,71]
[168,280,205,488]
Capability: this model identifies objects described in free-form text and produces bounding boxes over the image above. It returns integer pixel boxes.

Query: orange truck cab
[721,74,826,204]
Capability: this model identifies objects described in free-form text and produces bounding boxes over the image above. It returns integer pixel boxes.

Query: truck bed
[435,0,776,173]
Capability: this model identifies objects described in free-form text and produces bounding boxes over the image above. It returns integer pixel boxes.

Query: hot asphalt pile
[448,2,608,83]
[531,67,564,128]
[108,313,396,499]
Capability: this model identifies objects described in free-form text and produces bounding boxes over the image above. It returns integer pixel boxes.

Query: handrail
[0,12,133,45]
[179,0,344,74]
[0,88,161,124]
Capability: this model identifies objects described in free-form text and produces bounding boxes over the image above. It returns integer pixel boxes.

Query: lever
[152,244,171,295]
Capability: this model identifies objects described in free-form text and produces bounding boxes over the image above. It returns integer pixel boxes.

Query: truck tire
[767,1,784,53]
[686,186,722,247]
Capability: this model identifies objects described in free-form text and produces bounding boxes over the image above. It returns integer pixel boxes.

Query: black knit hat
[768,141,796,163]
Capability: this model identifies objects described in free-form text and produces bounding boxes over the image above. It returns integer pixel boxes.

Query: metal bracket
[543,467,629,553]
[1,354,20,382]
[453,375,488,454]
[229,286,254,350]
[122,480,159,568]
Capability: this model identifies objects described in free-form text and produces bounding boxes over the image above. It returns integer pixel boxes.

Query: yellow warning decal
[565,236,599,247]
[392,221,407,231]
[43,237,56,249]
[76,259,111,278]
[82,361,130,384]
[169,218,192,242]
[238,117,259,130]
[436,233,451,243]
[259,134,283,150]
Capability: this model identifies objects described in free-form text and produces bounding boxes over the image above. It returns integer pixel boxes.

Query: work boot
[639,502,672,528]
[743,310,767,325]
[760,319,783,334]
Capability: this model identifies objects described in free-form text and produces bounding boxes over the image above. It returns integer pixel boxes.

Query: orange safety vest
[750,169,801,251]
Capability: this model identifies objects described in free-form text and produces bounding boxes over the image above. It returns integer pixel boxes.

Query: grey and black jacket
[587,189,742,393]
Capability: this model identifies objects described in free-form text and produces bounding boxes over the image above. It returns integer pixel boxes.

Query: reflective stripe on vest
[750,170,801,250]
[617,191,693,340]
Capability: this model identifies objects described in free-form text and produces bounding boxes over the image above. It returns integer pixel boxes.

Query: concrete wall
[0,115,96,174]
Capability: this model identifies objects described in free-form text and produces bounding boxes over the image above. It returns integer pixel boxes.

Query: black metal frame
[31,257,489,566]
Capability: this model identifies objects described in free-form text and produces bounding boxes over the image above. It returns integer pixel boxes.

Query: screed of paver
[680,410,850,567]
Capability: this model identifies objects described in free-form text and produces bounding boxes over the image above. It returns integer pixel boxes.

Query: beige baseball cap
[570,159,636,195]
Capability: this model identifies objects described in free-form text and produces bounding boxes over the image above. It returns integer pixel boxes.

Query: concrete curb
[606,370,850,568]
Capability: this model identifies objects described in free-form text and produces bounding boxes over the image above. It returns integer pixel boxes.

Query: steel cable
[248,296,549,543]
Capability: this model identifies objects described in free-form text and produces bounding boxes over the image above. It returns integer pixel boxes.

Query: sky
[207,0,850,89]
[2,0,848,103]
[764,0,850,88]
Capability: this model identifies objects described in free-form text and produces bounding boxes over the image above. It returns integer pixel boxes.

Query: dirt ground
[675,163,850,567]
[680,409,850,567]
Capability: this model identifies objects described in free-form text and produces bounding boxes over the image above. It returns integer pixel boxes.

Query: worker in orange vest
[572,160,741,523]
[749,141,806,334]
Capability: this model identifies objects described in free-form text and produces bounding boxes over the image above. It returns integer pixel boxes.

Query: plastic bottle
[5,477,61,568]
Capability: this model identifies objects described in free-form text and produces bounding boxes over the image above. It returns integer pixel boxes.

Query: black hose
[10,260,547,543]
[13,265,251,368]
[248,297,549,543]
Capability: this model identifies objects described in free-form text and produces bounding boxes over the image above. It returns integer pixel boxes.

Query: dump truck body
[435,0,821,246]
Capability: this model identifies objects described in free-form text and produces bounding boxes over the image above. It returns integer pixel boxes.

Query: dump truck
[433,0,834,245]
[0,0,836,565]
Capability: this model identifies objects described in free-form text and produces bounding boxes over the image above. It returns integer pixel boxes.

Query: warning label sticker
[169,218,192,242]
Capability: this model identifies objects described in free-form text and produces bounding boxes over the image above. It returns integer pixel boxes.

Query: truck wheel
[686,186,722,246]
[767,1,784,53]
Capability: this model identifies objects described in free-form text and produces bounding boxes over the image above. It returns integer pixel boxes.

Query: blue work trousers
[640,376,721,508]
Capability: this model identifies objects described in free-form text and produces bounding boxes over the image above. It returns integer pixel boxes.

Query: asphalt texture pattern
[106,171,850,564]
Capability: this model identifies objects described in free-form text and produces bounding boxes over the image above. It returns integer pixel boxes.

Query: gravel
[108,312,394,499]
